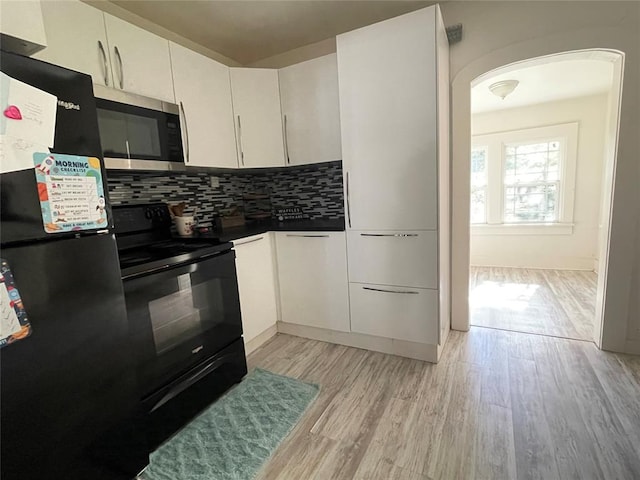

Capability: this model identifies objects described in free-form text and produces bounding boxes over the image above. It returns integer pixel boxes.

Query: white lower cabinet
[275,232,350,332]
[349,282,438,344]
[233,234,278,346]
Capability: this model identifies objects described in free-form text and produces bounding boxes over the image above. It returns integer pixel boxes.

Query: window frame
[470,122,579,235]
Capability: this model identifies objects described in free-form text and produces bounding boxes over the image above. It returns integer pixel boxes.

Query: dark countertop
[202,218,345,243]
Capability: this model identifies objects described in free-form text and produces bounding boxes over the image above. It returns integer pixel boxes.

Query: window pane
[504,184,557,223]
[471,148,487,186]
[470,187,486,224]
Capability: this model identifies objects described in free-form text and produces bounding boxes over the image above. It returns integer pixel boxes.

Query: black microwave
[94,86,185,171]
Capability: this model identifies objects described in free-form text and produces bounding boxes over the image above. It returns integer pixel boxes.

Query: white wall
[443,0,640,355]
[470,94,609,270]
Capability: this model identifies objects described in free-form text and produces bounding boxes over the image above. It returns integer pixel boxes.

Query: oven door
[123,250,242,397]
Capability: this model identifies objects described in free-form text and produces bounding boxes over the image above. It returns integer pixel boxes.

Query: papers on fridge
[0,72,57,174]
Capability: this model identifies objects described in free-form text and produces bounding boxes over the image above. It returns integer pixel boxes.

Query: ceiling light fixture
[488,79,519,99]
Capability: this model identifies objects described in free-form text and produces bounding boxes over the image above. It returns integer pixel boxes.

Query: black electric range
[112,203,247,452]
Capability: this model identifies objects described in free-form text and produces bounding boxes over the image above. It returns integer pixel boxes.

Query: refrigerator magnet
[33,152,109,233]
[0,259,32,348]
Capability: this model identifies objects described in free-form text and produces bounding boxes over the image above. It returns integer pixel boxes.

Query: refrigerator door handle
[114,45,124,89]
[97,40,109,86]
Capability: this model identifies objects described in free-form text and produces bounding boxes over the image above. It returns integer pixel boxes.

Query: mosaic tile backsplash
[106,161,344,227]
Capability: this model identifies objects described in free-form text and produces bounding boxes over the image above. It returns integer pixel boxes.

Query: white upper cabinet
[0,0,47,56]
[104,14,175,102]
[278,54,342,165]
[170,42,238,168]
[337,7,440,231]
[33,0,111,85]
[230,68,286,168]
[34,1,174,101]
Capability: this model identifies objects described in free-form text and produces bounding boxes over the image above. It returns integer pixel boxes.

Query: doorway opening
[467,50,624,343]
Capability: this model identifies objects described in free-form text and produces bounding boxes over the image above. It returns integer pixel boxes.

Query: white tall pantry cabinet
[338,5,450,360]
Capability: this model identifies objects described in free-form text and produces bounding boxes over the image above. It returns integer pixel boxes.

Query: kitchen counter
[208,218,345,243]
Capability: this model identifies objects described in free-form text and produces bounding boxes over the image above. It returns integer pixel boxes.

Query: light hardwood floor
[470,267,598,341]
[249,330,640,480]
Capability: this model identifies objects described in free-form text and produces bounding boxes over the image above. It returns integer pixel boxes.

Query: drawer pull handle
[97,40,109,86]
[283,114,290,164]
[234,236,264,246]
[363,286,419,295]
[346,172,352,228]
[180,101,190,163]
[286,234,330,238]
[114,45,124,89]
[360,233,419,237]
[237,115,244,165]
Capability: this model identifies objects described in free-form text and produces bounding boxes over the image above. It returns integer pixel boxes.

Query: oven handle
[121,249,232,281]
[149,355,228,413]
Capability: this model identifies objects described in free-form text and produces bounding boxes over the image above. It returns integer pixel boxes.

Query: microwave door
[96,95,184,171]
[98,109,129,159]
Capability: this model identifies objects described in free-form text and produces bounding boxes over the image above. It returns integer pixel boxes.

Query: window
[470,147,488,224]
[503,140,560,223]
[470,123,578,234]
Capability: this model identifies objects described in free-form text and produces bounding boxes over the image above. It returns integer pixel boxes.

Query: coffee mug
[175,216,196,236]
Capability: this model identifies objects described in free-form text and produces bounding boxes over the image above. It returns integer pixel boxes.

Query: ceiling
[472,56,615,114]
[107,0,434,65]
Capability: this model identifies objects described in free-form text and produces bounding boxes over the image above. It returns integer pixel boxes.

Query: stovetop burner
[112,203,232,277]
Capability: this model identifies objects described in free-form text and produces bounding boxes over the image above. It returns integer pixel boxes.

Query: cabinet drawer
[349,282,438,344]
[347,231,437,288]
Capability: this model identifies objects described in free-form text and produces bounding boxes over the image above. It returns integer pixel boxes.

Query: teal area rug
[144,368,319,480]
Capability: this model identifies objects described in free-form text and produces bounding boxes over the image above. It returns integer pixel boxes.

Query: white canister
[174,216,196,236]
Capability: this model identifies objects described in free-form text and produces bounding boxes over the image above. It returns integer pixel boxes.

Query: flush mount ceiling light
[488,79,519,99]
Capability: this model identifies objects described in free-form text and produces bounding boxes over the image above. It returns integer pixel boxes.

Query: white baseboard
[243,324,278,355]
[276,322,439,363]
[624,339,640,355]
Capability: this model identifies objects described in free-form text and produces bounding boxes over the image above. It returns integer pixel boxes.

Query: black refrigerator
[0,51,148,479]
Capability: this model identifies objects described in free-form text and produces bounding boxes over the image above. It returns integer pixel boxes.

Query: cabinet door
[104,14,174,102]
[170,42,238,168]
[233,234,278,344]
[338,7,438,230]
[279,54,342,165]
[349,282,438,344]
[0,0,47,56]
[230,68,285,168]
[33,0,111,86]
[275,232,350,332]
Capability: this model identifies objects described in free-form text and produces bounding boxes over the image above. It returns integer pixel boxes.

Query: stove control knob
[144,209,153,219]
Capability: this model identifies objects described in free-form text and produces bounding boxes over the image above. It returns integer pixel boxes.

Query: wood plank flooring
[249,329,640,480]
[470,267,597,341]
